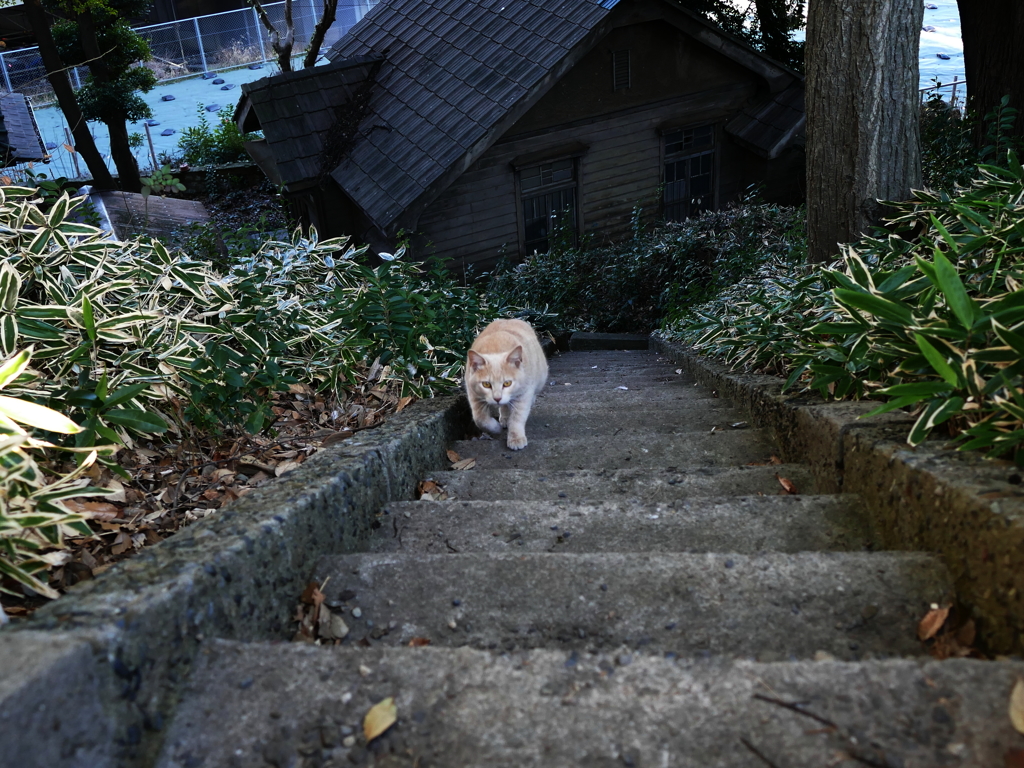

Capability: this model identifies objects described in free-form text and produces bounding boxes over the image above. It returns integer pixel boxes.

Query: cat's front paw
[506,432,528,450]
[476,416,502,435]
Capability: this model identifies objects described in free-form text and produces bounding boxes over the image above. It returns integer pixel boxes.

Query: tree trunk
[106,120,142,192]
[957,0,1024,146]
[75,10,142,191]
[23,0,115,188]
[250,0,294,72]
[805,0,923,263]
[304,0,338,69]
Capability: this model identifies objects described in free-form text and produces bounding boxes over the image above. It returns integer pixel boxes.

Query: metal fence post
[194,17,209,73]
[0,52,12,94]
[253,7,268,63]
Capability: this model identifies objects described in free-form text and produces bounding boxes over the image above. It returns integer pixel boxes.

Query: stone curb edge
[651,338,1024,658]
[0,394,472,768]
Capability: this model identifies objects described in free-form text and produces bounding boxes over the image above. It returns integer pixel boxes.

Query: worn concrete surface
[0,396,471,767]
[0,631,115,767]
[523,400,753,437]
[10,339,1024,768]
[427,466,821,501]
[156,641,1024,768]
[312,551,950,659]
[569,332,650,350]
[372,495,871,554]
[654,338,1024,655]
[450,430,777,470]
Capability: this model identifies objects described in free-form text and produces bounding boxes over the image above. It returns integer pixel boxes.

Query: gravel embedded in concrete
[156,641,1024,768]
[312,550,950,659]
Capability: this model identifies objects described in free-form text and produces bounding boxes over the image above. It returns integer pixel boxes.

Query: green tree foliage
[674,0,805,70]
[49,0,157,191]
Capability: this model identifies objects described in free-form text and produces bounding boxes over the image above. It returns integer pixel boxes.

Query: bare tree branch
[304,0,339,68]
[249,0,294,72]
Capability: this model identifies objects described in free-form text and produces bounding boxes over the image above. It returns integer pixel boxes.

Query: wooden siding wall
[415,19,789,273]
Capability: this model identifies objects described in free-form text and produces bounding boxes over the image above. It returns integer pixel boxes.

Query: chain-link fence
[0,0,377,106]
[919,76,967,110]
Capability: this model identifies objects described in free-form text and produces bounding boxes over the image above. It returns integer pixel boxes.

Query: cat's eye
[481,382,491,388]
[503,380,512,387]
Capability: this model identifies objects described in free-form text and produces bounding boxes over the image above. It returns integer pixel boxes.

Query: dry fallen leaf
[408,636,431,647]
[775,474,797,494]
[300,581,325,609]
[363,697,397,741]
[451,458,476,471]
[275,460,301,477]
[918,605,950,641]
[1007,748,1024,768]
[62,499,120,520]
[1010,677,1024,735]
[446,449,461,463]
[318,606,349,641]
[769,455,783,465]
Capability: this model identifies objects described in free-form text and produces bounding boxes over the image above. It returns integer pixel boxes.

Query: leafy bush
[661,153,1024,462]
[0,185,496,589]
[921,93,1023,193]
[486,202,804,333]
[177,105,260,166]
[0,350,114,600]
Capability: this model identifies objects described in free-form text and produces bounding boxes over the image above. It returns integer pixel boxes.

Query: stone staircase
[155,347,1023,768]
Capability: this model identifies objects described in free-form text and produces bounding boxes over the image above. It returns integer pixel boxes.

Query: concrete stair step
[424,466,819,501]
[533,386,727,405]
[547,364,686,378]
[549,350,661,364]
[157,641,1024,768]
[526,402,751,437]
[568,332,649,350]
[371,495,871,554]
[450,431,776,469]
[539,376,707,395]
[311,551,951,659]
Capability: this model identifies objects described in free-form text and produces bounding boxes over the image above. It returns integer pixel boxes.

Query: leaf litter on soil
[1,376,417,620]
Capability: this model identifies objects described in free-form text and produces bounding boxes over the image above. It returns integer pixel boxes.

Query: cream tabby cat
[465,319,548,450]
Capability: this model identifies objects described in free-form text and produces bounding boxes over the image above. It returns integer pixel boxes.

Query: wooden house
[236,0,805,272]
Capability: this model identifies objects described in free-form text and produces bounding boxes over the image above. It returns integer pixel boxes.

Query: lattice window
[520,157,578,254]
[663,124,714,222]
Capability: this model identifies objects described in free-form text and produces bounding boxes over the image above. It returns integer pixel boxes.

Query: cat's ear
[467,350,486,370]
[505,345,524,368]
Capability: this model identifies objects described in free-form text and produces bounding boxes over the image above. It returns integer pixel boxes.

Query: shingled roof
[725,80,805,159]
[238,56,383,188]
[238,0,804,235]
[0,93,45,167]
[324,0,619,230]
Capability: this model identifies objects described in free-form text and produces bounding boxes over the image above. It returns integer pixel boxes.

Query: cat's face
[467,347,523,405]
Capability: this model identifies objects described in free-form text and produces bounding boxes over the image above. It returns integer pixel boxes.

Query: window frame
[659,122,719,222]
[612,49,631,91]
[511,147,586,256]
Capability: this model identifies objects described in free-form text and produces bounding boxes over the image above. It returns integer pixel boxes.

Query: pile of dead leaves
[292,580,350,645]
[1,381,416,620]
[917,603,980,659]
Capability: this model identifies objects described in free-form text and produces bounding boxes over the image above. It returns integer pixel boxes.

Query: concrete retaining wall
[0,395,471,767]
[653,338,1024,657]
